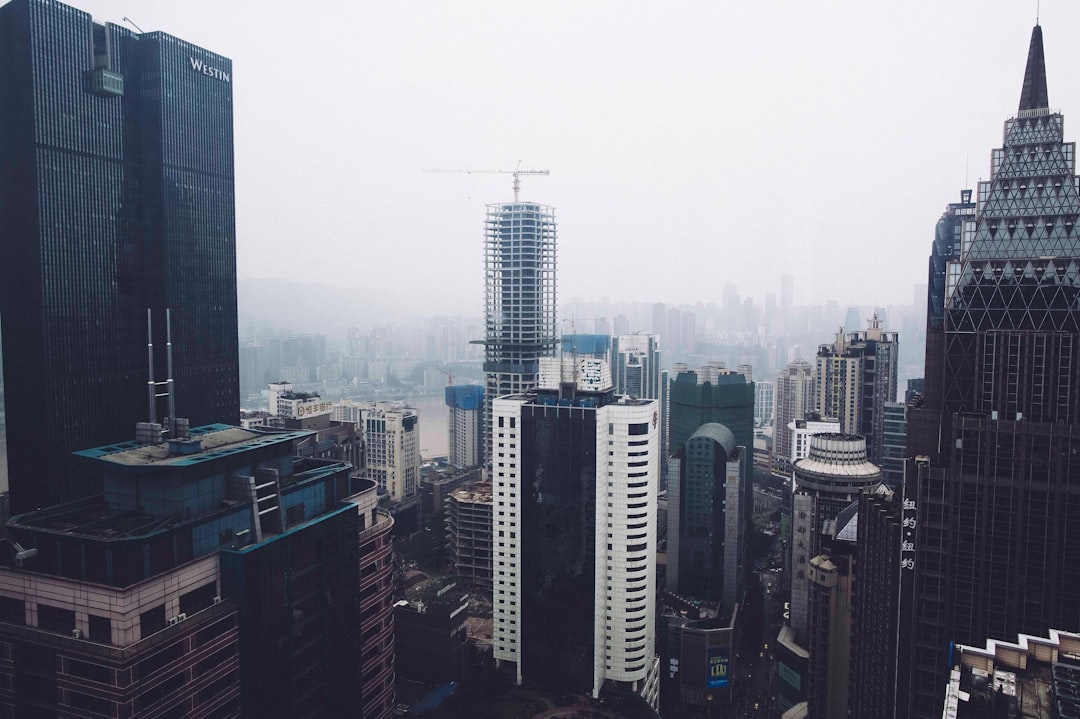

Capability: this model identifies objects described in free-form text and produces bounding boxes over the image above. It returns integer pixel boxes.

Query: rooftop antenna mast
[423,162,550,202]
[146,309,177,431]
[122,16,144,33]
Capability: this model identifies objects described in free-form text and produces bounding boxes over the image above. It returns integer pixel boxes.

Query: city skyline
[22,1,1080,317]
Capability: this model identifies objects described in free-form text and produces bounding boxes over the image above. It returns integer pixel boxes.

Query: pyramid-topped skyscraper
[903,25,1080,718]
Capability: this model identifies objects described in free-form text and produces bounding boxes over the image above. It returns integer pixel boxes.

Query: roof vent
[168,437,203,455]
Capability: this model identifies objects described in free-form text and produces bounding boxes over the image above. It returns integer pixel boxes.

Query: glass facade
[668,369,755,529]
[518,403,598,691]
[0,0,238,514]
[669,424,742,607]
[905,26,1080,718]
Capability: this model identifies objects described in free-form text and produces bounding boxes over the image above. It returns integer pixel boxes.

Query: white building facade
[334,400,420,501]
[492,356,660,708]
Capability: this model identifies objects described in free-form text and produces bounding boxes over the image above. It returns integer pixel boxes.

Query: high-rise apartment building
[445,385,484,469]
[772,359,815,473]
[0,0,240,514]
[482,201,557,469]
[754,380,775,427]
[611,334,662,401]
[789,414,841,467]
[815,320,898,465]
[903,25,1080,718]
[492,355,660,707]
[334,401,420,502]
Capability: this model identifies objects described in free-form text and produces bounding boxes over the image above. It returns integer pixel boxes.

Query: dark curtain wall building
[0,0,239,514]
[903,25,1080,718]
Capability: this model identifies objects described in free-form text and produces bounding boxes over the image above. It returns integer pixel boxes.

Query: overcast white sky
[63,0,1080,315]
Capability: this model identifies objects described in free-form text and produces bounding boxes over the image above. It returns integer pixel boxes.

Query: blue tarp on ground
[409,681,458,715]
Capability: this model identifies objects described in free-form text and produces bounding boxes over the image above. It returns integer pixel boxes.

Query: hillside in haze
[237,278,396,337]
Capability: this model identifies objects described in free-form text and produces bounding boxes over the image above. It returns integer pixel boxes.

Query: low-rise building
[394,579,471,683]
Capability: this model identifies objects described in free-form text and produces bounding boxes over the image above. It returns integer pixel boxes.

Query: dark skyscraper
[0,0,239,513]
[668,364,755,530]
[904,25,1080,718]
[666,423,745,611]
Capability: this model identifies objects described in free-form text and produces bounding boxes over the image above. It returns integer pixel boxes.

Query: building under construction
[446,482,494,587]
[482,202,557,468]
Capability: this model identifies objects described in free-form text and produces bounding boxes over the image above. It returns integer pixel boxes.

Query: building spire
[1019,24,1049,112]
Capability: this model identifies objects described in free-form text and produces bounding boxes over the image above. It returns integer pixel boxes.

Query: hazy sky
[63,0,1080,316]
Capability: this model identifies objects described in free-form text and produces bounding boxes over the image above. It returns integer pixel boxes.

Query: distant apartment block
[754,380,775,427]
[789,414,841,468]
[773,359,815,473]
[445,385,484,469]
[335,401,420,502]
[815,320,898,465]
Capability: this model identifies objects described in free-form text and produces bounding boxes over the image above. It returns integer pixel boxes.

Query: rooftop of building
[501,388,655,409]
[75,424,310,469]
[449,483,493,504]
[278,390,320,401]
[688,423,737,454]
[945,628,1080,719]
[794,438,882,480]
[9,454,349,541]
[660,589,736,628]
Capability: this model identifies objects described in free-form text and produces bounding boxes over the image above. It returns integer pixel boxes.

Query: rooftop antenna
[147,309,156,425]
[1037,0,1040,24]
[122,16,144,33]
[145,308,177,432]
[166,309,176,426]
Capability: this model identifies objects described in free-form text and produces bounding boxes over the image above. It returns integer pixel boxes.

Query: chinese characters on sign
[902,498,917,572]
[707,648,730,688]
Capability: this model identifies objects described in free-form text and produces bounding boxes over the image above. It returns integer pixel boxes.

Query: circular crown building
[789,434,882,638]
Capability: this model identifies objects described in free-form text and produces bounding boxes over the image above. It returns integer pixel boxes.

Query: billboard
[707,647,730,688]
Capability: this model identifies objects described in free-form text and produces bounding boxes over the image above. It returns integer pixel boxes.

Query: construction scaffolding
[445,482,494,587]
[482,202,557,467]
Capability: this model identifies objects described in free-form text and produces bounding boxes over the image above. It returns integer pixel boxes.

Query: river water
[405,393,450,460]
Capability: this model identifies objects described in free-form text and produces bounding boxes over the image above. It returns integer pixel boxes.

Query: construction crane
[423,163,550,202]
[434,366,453,387]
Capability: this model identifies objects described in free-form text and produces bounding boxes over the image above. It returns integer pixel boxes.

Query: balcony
[359,509,394,544]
